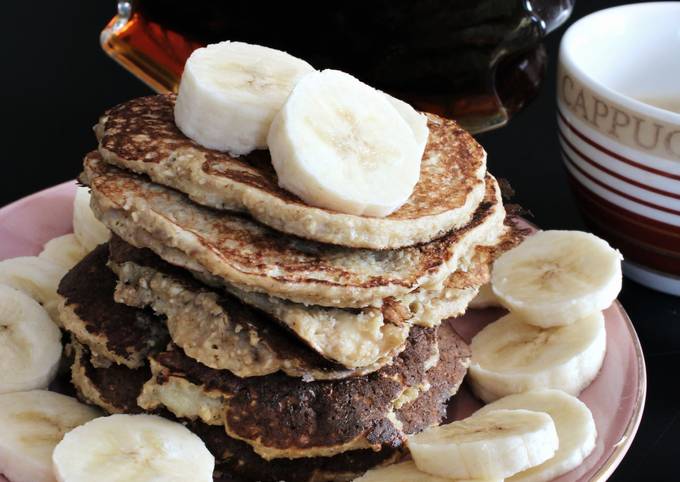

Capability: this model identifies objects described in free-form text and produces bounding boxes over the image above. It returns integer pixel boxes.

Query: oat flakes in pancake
[83,153,505,308]
[56,244,169,369]
[108,235,495,371]
[137,323,471,460]
[108,236,405,378]
[69,342,402,482]
[95,94,487,249]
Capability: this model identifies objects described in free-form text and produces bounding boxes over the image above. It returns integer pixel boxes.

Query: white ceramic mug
[557,2,680,296]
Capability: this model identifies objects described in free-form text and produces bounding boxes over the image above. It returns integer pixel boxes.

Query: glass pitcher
[101,0,574,133]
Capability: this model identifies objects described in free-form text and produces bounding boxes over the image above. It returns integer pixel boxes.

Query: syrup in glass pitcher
[101,0,573,133]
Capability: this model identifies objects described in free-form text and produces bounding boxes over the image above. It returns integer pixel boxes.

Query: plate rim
[0,180,77,217]
[588,301,647,481]
[0,180,649,482]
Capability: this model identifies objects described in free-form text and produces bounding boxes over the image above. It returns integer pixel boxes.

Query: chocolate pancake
[96,94,487,250]
[70,339,149,414]
[395,321,470,434]
[82,152,505,308]
[69,341,403,482]
[57,244,169,369]
[137,322,470,460]
[70,326,468,481]
[72,342,402,482]
[197,422,401,482]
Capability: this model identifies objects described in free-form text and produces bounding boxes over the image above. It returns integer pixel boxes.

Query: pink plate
[0,181,646,482]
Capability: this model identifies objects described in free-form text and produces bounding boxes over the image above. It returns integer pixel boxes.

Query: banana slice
[73,186,110,252]
[174,41,315,155]
[491,230,622,327]
[39,234,88,270]
[53,414,215,482]
[408,409,558,480]
[0,390,100,482]
[469,311,606,403]
[0,285,62,393]
[268,69,423,217]
[355,461,502,482]
[0,257,66,325]
[474,389,597,482]
[468,284,502,309]
[384,94,429,160]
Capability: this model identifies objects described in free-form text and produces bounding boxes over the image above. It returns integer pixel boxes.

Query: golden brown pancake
[82,153,505,308]
[96,94,487,249]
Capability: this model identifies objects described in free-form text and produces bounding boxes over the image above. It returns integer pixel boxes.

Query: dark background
[1,1,678,480]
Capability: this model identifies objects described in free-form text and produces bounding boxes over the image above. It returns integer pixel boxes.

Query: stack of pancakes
[57,94,521,482]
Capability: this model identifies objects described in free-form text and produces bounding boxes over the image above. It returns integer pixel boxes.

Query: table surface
[2,1,678,480]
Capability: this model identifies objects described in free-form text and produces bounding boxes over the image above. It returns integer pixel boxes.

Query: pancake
[199,423,402,482]
[95,94,487,250]
[137,322,470,460]
[197,216,527,329]
[108,236,403,379]
[64,241,383,380]
[395,321,471,434]
[399,215,527,326]
[56,244,169,369]
[70,339,149,414]
[83,153,505,308]
[179,217,527,333]
[102,220,522,375]
[69,340,403,482]
[108,235,496,372]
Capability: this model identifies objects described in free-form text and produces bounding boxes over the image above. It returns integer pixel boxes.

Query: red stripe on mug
[568,173,680,246]
[580,210,680,271]
[567,172,680,240]
[567,174,680,274]
[557,108,680,181]
[558,128,680,200]
[561,148,680,216]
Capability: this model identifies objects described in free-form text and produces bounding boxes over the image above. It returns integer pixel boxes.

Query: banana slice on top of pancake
[174,41,315,156]
[268,69,425,217]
